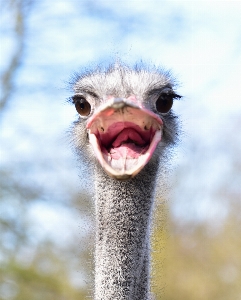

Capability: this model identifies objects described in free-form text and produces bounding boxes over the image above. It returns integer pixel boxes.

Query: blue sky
[2,0,241,130]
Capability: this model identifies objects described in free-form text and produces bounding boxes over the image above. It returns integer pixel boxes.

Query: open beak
[87,97,163,180]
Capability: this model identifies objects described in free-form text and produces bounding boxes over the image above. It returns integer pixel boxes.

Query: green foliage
[1,260,88,300]
[152,208,241,300]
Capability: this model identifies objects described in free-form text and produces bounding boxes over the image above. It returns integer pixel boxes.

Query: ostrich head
[71,63,181,180]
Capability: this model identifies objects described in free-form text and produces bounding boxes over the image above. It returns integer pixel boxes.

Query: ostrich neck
[94,161,159,300]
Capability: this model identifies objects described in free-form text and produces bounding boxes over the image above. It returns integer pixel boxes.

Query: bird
[70,62,181,300]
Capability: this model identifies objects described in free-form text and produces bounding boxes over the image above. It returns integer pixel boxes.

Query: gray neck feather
[94,159,159,300]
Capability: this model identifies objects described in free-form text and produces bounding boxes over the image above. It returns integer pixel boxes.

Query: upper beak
[87,97,163,130]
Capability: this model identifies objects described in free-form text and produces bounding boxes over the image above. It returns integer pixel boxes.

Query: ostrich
[70,63,181,300]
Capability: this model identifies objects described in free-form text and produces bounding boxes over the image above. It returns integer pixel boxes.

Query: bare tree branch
[0,0,33,112]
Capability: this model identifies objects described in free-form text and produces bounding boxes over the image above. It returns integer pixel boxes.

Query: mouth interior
[98,122,155,160]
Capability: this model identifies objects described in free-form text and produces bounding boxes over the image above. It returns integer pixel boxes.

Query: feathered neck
[94,159,159,300]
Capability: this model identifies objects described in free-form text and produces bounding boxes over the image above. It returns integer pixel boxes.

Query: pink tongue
[112,128,146,147]
[110,129,147,159]
[111,144,147,159]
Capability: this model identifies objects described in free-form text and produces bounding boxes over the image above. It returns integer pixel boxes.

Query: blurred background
[0,0,241,299]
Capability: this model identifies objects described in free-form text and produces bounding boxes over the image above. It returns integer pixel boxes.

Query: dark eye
[73,96,91,116]
[155,92,181,113]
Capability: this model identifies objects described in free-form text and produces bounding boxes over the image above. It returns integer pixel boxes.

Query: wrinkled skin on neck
[94,157,159,300]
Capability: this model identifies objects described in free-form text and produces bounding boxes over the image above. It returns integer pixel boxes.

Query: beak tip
[110,97,140,110]
[111,98,126,109]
